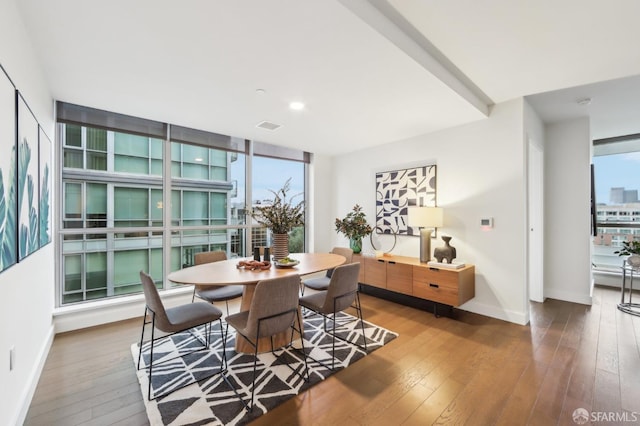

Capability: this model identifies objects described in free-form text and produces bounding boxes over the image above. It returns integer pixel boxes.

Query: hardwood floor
[25,286,640,425]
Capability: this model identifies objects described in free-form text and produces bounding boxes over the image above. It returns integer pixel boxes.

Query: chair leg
[331,311,337,370]
[250,340,260,411]
[147,314,156,401]
[219,319,227,372]
[295,311,310,381]
[137,307,149,370]
[356,292,367,351]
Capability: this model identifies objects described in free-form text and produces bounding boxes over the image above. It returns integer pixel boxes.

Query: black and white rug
[130,312,397,425]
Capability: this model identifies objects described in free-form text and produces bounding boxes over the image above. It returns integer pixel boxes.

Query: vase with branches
[250,178,304,259]
[335,204,373,254]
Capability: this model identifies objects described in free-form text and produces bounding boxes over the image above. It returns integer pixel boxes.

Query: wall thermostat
[480,218,494,228]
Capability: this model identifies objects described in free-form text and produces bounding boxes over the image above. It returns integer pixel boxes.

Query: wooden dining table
[167,252,346,353]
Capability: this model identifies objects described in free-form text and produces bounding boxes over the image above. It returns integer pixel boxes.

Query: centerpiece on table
[335,204,373,254]
[250,178,304,261]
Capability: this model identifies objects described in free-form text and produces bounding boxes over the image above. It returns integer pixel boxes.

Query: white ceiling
[16,0,640,154]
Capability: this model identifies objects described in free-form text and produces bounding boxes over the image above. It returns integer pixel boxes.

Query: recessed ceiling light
[289,101,305,111]
[255,89,266,95]
[577,97,592,106]
[194,157,203,162]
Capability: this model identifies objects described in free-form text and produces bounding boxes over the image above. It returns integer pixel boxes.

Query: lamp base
[419,228,433,263]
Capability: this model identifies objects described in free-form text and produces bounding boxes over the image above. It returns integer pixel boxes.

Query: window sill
[53,286,194,333]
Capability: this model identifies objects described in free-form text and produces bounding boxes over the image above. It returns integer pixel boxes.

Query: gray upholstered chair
[298,262,366,370]
[226,274,309,411]
[301,247,353,295]
[192,250,243,316]
[137,271,228,400]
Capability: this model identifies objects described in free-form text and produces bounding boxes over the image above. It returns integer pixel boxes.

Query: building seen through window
[58,106,308,306]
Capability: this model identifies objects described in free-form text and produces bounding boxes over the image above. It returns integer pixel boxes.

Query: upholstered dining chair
[226,274,309,411]
[301,247,353,295]
[192,250,244,316]
[298,262,366,370]
[137,271,228,400]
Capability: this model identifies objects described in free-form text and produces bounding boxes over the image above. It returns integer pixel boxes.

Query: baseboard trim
[14,324,54,426]
[460,300,528,325]
[544,288,593,306]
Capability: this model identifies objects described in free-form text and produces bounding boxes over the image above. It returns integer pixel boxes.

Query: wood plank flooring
[24,286,640,425]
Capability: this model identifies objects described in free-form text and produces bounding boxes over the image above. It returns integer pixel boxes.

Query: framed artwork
[0,66,17,273]
[17,92,40,260]
[39,126,52,247]
[375,165,437,236]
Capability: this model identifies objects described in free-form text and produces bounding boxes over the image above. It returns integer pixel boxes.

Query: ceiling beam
[339,0,493,116]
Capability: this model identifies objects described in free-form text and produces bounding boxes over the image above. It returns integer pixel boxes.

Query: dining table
[167,252,346,353]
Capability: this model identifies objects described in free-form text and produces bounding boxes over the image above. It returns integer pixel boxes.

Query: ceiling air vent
[256,121,282,131]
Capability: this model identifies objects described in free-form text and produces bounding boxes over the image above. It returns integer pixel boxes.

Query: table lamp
[408,206,443,263]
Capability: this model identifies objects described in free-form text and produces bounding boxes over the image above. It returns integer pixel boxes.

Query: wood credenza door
[386,260,412,294]
[363,256,387,288]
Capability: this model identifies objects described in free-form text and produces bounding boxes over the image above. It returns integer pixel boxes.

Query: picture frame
[375,164,437,236]
[0,66,17,273]
[17,92,40,260]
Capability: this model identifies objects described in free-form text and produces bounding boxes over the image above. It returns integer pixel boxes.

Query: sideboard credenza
[353,254,475,317]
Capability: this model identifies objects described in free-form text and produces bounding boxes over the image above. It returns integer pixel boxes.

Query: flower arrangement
[614,240,640,256]
[335,204,373,240]
[250,178,304,234]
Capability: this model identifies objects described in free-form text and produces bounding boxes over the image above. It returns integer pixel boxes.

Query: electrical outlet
[9,346,15,371]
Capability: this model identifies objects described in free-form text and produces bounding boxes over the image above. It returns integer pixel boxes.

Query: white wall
[544,117,593,304]
[330,99,529,324]
[0,1,55,425]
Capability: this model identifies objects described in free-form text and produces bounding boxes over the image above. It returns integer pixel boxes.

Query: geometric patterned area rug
[130,311,398,426]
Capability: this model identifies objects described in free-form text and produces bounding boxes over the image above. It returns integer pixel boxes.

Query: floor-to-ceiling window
[58,102,309,306]
[592,137,640,273]
[251,147,306,253]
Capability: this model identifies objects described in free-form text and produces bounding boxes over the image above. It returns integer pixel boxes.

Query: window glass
[64,182,83,229]
[87,183,107,228]
[114,249,148,289]
[114,187,149,227]
[114,133,148,156]
[58,116,303,306]
[592,140,640,272]
[65,124,82,147]
[64,149,83,168]
[252,156,305,252]
[210,192,226,224]
[86,128,107,151]
[171,190,181,226]
[183,191,208,227]
[86,252,107,290]
[150,189,163,226]
[64,254,82,293]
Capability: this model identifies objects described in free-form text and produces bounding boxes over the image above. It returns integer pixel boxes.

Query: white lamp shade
[407,206,443,228]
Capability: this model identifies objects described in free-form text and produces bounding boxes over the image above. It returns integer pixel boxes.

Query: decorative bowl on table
[275,257,300,268]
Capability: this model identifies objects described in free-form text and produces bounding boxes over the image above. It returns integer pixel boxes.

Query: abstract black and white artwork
[17,93,40,260]
[38,126,51,247]
[0,67,17,273]
[375,165,437,236]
